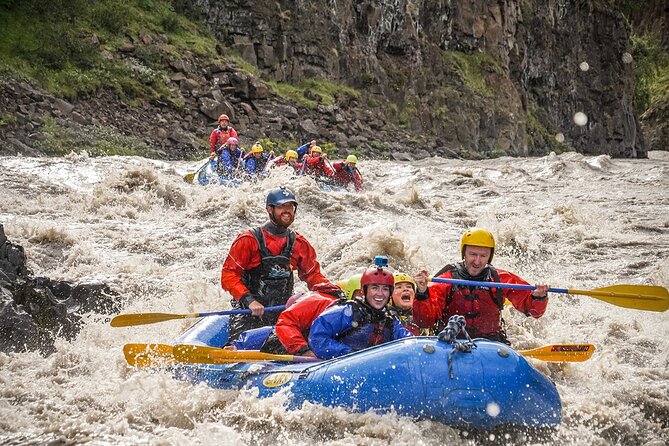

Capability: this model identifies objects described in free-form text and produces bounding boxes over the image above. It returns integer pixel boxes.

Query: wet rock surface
[0,225,121,355]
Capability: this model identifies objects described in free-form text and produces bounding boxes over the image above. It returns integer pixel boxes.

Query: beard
[273,209,295,228]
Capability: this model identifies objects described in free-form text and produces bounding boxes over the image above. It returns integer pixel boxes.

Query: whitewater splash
[0,151,668,445]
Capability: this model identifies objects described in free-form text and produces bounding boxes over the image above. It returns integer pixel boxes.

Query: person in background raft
[412,228,549,344]
[269,150,302,174]
[209,114,238,157]
[301,145,333,179]
[220,187,343,342]
[309,263,414,360]
[245,143,274,177]
[387,272,421,335]
[296,139,318,161]
[330,155,363,192]
[214,137,245,177]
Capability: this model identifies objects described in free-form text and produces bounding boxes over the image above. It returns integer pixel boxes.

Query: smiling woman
[308,264,413,360]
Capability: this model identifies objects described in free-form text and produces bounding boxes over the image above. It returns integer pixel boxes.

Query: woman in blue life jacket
[215,137,245,177]
[308,263,414,359]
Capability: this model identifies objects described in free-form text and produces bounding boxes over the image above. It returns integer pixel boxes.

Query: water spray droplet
[622,52,633,64]
[555,133,565,143]
[573,112,588,126]
[486,402,501,417]
[579,62,589,71]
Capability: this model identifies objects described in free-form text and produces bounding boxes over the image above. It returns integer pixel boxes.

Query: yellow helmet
[285,150,298,160]
[343,273,362,300]
[393,272,415,290]
[346,154,358,164]
[310,145,322,154]
[460,228,495,262]
[251,144,264,154]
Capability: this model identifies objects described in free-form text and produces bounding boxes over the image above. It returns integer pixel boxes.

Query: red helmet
[360,265,395,295]
[218,114,229,121]
[227,137,238,146]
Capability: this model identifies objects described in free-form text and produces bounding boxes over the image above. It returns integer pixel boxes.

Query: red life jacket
[434,263,506,341]
[212,127,236,148]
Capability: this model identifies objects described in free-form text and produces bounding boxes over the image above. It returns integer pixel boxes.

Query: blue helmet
[266,187,298,208]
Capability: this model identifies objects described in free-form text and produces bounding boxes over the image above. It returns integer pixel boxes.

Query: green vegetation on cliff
[0,0,219,102]
[631,34,669,117]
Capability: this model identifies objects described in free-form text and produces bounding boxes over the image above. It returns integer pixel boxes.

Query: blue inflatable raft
[167,316,561,430]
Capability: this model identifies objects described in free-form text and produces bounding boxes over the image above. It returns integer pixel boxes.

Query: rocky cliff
[0,1,647,159]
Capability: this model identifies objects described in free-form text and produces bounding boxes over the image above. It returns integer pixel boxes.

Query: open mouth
[400,293,412,302]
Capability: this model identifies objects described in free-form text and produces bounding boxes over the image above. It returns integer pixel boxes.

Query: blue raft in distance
[170,316,561,430]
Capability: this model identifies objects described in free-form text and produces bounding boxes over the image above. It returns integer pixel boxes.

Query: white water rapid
[0,151,667,445]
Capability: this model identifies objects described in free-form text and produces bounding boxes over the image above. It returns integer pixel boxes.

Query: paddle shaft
[193,305,285,318]
[431,277,560,292]
[435,279,657,299]
[430,277,668,312]
[111,305,286,327]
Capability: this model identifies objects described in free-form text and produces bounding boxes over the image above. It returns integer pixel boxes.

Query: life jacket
[433,262,507,341]
[333,298,395,347]
[217,147,243,174]
[246,154,269,174]
[387,305,421,336]
[213,127,235,147]
[241,227,296,307]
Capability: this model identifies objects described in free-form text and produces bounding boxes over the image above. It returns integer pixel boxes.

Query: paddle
[110,305,286,327]
[172,344,321,364]
[430,278,669,312]
[183,158,211,183]
[517,343,595,362]
[170,342,593,365]
[124,342,593,367]
[124,343,174,367]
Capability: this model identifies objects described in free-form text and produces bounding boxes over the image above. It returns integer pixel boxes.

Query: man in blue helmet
[221,186,343,342]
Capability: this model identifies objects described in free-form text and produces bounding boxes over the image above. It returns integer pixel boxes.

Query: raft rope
[438,315,476,379]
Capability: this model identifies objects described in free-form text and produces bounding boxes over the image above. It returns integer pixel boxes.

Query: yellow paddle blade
[111,312,195,327]
[173,344,299,364]
[572,284,669,312]
[183,159,210,183]
[518,344,595,362]
[124,343,175,367]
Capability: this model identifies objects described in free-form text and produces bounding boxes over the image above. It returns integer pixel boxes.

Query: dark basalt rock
[0,1,659,160]
[0,225,121,355]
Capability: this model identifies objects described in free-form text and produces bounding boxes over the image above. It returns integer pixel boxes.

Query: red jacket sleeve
[497,269,548,318]
[230,128,238,139]
[412,271,453,328]
[209,129,218,152]
[220,232,260,300]
[275,293,335,354]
